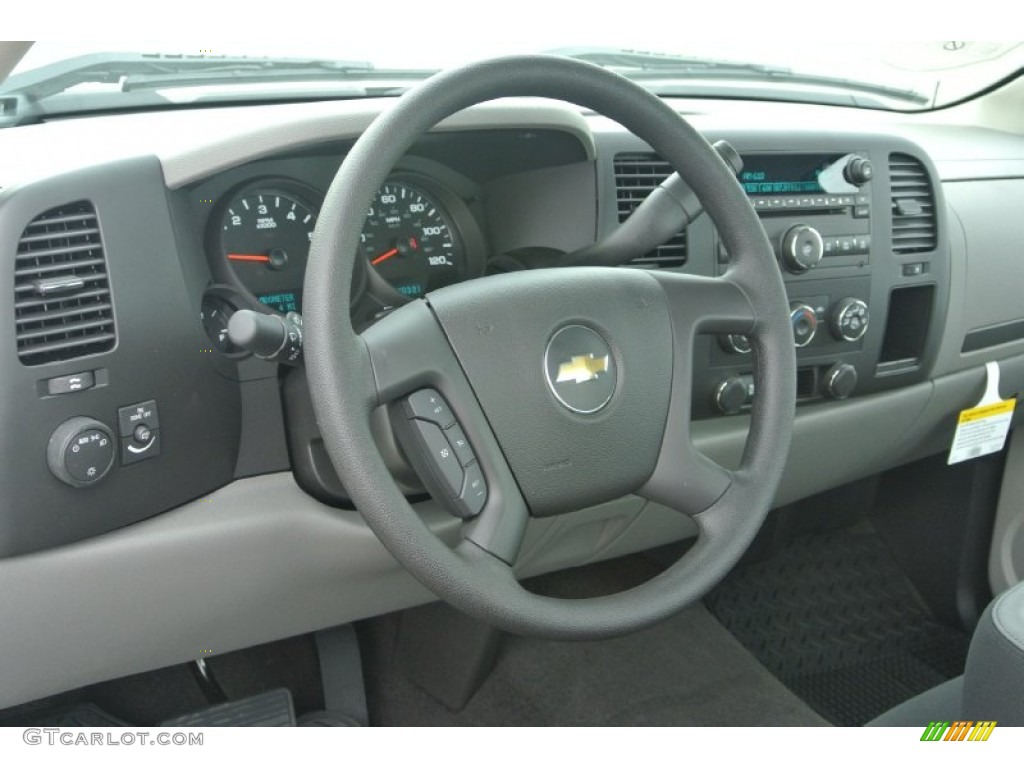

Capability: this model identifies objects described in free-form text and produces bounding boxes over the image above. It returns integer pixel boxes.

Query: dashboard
[2,92,1024,708]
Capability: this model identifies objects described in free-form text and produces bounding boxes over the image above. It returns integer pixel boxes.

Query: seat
[870,579,1024,726]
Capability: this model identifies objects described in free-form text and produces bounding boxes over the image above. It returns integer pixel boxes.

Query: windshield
[4,38,1023,122]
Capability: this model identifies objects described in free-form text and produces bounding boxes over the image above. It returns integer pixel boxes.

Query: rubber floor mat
[0,703,129,727]
[705,525,969,725]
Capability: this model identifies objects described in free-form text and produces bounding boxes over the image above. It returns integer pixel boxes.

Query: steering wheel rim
[304,55,795,640]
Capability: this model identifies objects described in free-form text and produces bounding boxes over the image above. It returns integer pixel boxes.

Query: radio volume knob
[830,297,870,342]
[780,225,824,273]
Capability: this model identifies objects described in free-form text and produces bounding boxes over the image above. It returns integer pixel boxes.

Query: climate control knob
[714,376,749,415]
[830,297,870,342]
[719,334,752,355]
[789,303,818,347]
[780,225,824,273]
[824,363,858,400]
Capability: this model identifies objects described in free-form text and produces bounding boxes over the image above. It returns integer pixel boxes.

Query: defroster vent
[889,153,937,254]
[13,201,116,365]
[613,153,687,268]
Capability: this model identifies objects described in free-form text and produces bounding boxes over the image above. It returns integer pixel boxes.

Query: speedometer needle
[371,248,399,266]
[227,253,271,263]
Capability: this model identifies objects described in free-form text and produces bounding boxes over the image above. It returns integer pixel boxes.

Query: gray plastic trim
[0,99,595,190]
[990,428,1024,594]
[2,354,1022,707]
[936,180,1024,376]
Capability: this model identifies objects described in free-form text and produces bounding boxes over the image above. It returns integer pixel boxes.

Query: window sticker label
[948,361,1016,465]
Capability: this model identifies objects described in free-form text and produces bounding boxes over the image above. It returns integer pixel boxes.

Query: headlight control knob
[780,225,823,273]
[47,416,116,488]
[830,297,870,342]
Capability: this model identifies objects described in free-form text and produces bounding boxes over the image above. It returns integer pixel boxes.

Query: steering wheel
[303,56,795,640]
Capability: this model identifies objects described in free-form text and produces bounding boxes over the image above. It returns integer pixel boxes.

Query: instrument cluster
[198,164,488,352]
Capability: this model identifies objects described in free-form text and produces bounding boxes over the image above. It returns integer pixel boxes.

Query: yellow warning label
[958,399,1017,424]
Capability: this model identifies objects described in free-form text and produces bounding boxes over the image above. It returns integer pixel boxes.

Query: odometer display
[362,181,464,297]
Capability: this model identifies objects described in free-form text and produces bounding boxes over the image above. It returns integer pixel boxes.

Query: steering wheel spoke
[361,301,528,564]
[633,273,754,516]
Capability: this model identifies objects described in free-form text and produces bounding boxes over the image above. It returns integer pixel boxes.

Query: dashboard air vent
[888,153,937,254]
[613,153,687,268]
[13,201,116,365]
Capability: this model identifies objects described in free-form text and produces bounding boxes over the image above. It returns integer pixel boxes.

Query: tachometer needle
[371,248,399,266]
[227,253,271,263]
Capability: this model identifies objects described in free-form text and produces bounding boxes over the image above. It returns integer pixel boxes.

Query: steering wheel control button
[402,389,456,429]
[46,370,96,395]
[830,297,870,342]
[544,325,616,414]
[47,416,116,488]
[788,303,818,348]
[455,463,488,519]
[409,419,464,498]
[444,423,476,467]
[117,400,160,437]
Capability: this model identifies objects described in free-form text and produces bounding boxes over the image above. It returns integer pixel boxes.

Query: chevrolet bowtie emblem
[556,354,610,384]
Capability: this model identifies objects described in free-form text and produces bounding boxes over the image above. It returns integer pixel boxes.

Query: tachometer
[362,181,465,298]
[219,184,316,313]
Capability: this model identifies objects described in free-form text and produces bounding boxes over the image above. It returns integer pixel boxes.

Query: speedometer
[362,181,465,298]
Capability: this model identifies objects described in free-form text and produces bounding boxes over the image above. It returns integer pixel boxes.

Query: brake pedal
[161,688,295,727]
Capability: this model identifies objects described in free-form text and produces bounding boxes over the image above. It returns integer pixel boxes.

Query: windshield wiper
[0,53,438,126]
[1,52,442,98]
[550,47,930,106]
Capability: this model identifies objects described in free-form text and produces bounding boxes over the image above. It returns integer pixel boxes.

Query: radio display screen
[739,154,846,196]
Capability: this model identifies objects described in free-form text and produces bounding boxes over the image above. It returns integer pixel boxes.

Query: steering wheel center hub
[543,325,616,414]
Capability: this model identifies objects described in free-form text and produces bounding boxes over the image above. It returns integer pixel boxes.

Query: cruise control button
[402,389,456,429]
[444,424,476,467]
[455,463,487,519]
[410,419,464,497]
